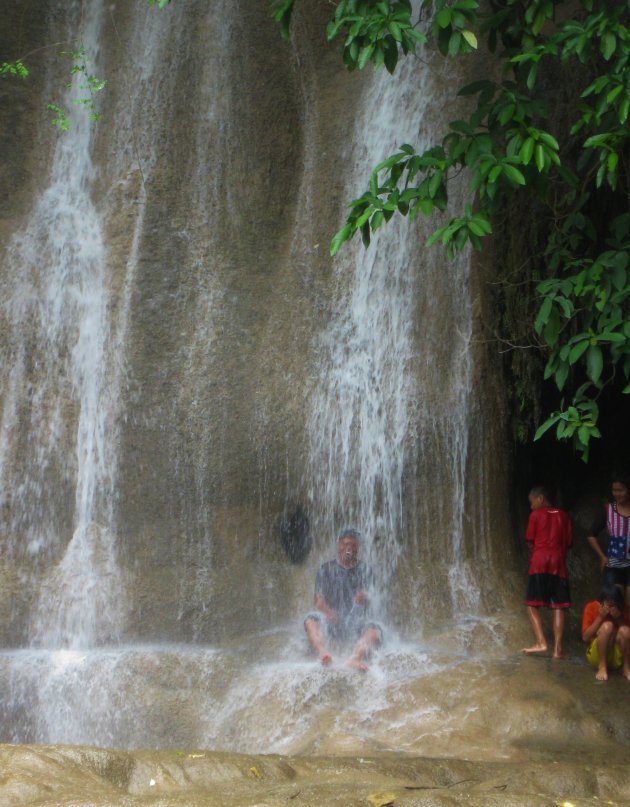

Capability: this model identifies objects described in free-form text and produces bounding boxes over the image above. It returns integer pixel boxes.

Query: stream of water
[0,0,507,752]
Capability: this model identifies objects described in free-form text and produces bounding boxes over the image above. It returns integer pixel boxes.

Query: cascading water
[305,62,425,619]
[1,0,125,650]
[306,52,481,621]
[0,0,514,756]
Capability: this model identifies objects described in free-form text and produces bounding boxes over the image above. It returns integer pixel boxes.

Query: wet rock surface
[3,742,630,807]
[4,650,630,806]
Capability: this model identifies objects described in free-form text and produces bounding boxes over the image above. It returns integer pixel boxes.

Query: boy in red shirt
[522,486,573,659]
[582,585,630,681]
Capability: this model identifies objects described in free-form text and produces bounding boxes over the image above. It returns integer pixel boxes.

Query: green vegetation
[0,59,29,79]
[1,45,105,131]
[47,46,106,131]
[272,0,630,461]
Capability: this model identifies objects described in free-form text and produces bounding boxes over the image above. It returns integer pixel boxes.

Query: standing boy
[522,486,573,659]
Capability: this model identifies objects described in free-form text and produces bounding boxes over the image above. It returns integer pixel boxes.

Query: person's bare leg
[522,606,547,653]
[552,608,566,659]
[345,627,381,672]
[595,621,614,681]
[617,625,630,680]
[304,618,332,666]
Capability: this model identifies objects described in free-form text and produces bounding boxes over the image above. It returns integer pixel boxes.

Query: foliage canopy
[272,0,630,461]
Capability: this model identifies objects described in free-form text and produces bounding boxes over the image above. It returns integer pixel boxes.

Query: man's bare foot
[344,657,369,672]
[552,651,566,660]
[320,652,332,666]
[522,644,548,654]
[596,667,608,681]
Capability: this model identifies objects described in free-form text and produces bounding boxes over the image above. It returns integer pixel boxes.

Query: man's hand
[314,592,337,624]
[354,591,368,606]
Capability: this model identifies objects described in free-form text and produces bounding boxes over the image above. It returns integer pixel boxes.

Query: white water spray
[1,0,124,648]
[306,48,481,616]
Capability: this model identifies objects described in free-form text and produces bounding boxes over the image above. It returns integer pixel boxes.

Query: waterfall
[0,0,126,649]
[0,0,512,752]
[305,85,419,611]
[306,51,481,618]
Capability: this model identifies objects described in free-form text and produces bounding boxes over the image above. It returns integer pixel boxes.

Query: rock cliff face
[0,0,513,645]
[0,0,520,749]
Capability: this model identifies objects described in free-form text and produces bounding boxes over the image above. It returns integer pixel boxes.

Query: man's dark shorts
[304,610,383,645]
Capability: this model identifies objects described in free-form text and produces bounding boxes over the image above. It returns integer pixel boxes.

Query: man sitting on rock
[304,528,382,671]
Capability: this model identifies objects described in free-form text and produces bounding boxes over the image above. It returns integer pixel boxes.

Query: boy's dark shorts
[525,573,571,608]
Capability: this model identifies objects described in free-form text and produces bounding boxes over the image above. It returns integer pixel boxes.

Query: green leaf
[586,344,603,383]
[358,44,375,69]
[555,362,569,390]
[502,163,526,185]
[578,425,591,446]
[534,413,561,441]
[611,264,627,291]
[519,137,535,165]
[330,223,353,256]
[383,39,399,73]
[601,32,616,60]
[448,31,462,56]
[543,309,560,346]
[388,21,403,42]
[526,63,538,91]
[461,30,478,49]
[607,85,623,104]
[436,8,451,28]
[569,339,589,363]
[458,79,494,96]
[428,171,443,198]
[371,210,384,230]
[426,228,443,248]
[534,296,553,334]
[538,131,559,151]
[584,133,610,148]
[356,207,374,228]
[488,164,502,182]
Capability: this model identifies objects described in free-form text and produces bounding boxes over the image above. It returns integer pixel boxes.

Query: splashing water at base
[0,621,516,755]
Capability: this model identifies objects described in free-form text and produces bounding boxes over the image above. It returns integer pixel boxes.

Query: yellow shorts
[586,638,623,669]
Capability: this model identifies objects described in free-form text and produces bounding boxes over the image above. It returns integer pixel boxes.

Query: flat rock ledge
[2,743,630,807]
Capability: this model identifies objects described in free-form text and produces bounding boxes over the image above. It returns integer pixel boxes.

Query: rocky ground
[3,741,630,807]
[4,645,630,807]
